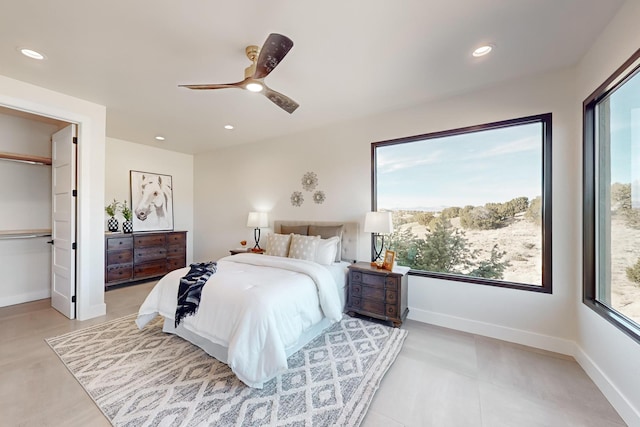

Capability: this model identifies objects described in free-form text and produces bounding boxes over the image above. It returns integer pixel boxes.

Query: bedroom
[1,0,640,426]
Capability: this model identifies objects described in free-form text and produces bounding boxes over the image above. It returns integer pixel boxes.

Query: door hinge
[73,137,78,144]
[72,189,77,197]
[72,242,77,250]
[71,296,76,303]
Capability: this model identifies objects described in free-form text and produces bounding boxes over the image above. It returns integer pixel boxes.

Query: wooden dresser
[346,262,410,327]
[105,231,187,288]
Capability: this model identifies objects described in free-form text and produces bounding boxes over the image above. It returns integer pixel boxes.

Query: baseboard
[407,307,640,426]
[573,345,640,427]
[0,289,50,308]
[407,307,575,356]
[77,302,107,321]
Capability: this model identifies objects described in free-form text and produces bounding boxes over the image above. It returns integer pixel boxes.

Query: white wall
[105,137,194,263]
[0,112,59,306]
[0,75,107,320]
[194,65,578,352]
[574,1,640,424]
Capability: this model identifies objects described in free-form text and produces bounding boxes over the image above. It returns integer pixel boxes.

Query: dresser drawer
[106,236,133,251]
[134,260,167,278]
[167,256,186,272]
[106,249,133,265]
[135,246,167,263]
[362,272,386,288]
[134,234,166,247]
[385,277,398,290]
[350,283,362,297]
[106,264,133,282]
[167,232,186,246]
[166,245,185,257]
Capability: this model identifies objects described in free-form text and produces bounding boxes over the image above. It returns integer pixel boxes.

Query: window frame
[583,48,640,343]
[371,113,553,293]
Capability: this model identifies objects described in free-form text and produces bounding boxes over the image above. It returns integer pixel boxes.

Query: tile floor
[0,282,627,426]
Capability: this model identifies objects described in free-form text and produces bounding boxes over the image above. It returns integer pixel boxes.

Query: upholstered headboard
[273,220,359,263]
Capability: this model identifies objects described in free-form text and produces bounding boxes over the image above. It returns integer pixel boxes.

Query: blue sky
[376,123,542,210]
[609,70,640,185]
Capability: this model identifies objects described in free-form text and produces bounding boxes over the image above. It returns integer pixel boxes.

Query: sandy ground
[400,215,640,324]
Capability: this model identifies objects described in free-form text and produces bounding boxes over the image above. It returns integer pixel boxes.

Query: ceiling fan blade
[253,33,294,79]
[263,86,299,114]
[178,80,245,90]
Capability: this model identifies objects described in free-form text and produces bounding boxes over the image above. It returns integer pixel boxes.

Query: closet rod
[0,230,52,240]
[0,151,52,166]
[0,233,52,241]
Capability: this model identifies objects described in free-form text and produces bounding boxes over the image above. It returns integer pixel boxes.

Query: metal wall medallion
[313,190,326,204]
[301,172,318,191]
[291,191,304,207]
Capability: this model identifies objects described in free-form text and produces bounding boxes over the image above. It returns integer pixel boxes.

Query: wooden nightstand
[346,262,410,327]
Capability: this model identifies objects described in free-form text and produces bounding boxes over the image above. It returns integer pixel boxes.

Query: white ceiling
[0,0,625,154]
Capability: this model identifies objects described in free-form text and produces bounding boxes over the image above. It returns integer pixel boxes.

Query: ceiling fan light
[246,82,263,92]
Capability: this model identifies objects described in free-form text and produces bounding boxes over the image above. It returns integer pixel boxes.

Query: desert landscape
[396,214,640,324]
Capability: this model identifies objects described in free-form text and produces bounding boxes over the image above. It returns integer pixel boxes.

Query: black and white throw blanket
[175,261,217,327]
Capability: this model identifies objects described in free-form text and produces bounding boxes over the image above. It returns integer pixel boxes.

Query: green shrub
[626,258,640,286]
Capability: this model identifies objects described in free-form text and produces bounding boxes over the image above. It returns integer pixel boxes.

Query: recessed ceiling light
[246,82,263,92]
[472,45,494,57]
[224,125,234,130]
[155,136,165,141]
[19,48,46,60]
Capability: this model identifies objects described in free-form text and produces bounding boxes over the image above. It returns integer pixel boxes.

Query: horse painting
[130,171,174,231]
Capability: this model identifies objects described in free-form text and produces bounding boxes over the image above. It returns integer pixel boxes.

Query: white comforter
[136,253,342,388]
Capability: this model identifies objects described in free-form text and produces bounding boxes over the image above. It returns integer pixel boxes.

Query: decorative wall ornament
[313,190,326,204]
[301,172,318,192]
[291,191,304,207]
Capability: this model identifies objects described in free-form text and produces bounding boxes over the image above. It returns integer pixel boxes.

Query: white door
[51,124,76,319]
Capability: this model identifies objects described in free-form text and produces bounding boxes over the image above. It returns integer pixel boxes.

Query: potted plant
[121,200,133,233]
[105,199,120,232]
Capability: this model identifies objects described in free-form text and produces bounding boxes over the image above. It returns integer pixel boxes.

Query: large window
[372,114,552,293]
[584,48,640,342]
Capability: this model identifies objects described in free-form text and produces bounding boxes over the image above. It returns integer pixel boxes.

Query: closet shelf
[0,229,52,240]
[0,151,52,165]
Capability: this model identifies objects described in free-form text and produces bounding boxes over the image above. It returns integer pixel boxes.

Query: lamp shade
[364,211,393,234]
[247,212,268,228]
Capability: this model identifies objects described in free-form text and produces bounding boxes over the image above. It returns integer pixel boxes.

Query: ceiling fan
[179,33,299,114]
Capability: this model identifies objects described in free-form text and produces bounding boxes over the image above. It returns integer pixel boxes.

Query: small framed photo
[382,250,396,271]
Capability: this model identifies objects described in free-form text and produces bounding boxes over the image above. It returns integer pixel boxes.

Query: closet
[0,106,70,308]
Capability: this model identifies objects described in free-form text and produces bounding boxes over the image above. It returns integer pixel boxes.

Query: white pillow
[315,236,340,265]
[288,234,321,261]
[265,233,292,257]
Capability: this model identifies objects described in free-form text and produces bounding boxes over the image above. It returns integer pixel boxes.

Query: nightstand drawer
[362,286,385,301]
[362,273,386,288]
[350,297,362,308]
[385,304,397,317]
[362,299,385,316]
[385,277,398,290]
[351,283,362,297]
[385,289,397,304]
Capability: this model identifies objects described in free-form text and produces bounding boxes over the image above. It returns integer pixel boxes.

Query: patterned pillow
[265,233,292,257]
[315,236,340,265]
[288,234,321,261]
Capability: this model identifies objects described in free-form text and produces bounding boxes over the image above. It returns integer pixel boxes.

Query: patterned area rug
[46,314,407,426]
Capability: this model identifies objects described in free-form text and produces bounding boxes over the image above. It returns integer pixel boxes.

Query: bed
[136,221,358,388]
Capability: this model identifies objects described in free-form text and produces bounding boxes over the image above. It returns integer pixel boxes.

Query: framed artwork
[382,250,396,271]
[130,170,174,232]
